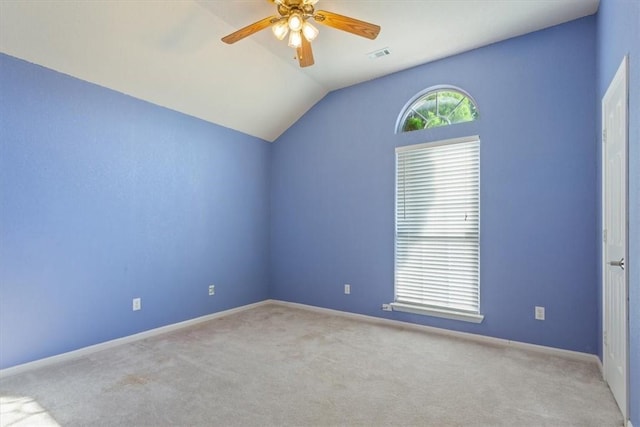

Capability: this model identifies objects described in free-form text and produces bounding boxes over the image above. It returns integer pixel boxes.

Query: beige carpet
[0,303,624,426]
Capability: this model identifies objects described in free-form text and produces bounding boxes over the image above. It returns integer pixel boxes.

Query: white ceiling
[0,0,599,142]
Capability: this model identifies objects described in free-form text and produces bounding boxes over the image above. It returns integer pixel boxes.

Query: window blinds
[395,136,480,314]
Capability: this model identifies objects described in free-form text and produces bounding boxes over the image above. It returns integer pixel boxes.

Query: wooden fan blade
[313,10,380,40]
[221,16,277,44]
[297,36,315,67]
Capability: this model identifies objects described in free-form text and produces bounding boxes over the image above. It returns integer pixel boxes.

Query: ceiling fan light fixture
[288,12,303,32]
[221,1,380,68]
[301,21,319,42]
[272,20,289,40]
[288,30,302,49]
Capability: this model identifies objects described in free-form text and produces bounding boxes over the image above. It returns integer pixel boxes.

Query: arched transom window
[396,86,479,133]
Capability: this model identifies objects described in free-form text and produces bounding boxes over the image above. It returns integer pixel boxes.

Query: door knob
[609,258,625,270]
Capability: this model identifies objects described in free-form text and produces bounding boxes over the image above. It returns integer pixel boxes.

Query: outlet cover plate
[132,298,141,311]
[535,306,545,320]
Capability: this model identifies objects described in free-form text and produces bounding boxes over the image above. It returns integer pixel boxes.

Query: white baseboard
[0,300,270,379]
[596,355,604,376]
[269,300,600,364]
[1,298,601,379]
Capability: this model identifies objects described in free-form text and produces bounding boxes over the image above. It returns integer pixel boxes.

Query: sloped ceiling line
[0,0,598,142]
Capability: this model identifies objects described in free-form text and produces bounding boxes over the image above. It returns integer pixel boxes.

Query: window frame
[393,135,483,323]
[395,85,479,134]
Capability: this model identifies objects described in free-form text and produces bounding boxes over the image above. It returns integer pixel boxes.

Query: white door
[602,55,628,419]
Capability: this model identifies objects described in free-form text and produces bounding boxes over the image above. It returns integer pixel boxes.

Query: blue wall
[270,17,598,353]
[0,54,271,370]
[597,0,640,422]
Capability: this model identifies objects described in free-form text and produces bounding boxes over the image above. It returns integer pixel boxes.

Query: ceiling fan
[221,0,380,68]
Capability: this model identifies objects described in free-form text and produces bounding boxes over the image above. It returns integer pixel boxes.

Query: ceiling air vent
[368,47,391,59]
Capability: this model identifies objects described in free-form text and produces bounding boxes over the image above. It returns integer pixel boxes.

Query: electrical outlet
[208,285,215,296]
[132,298,141,311]
[535,306,545,320]
[344,284,351,295]
[382,303,393,311]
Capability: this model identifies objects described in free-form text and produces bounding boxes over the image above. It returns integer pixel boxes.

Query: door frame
[601,54,629,423]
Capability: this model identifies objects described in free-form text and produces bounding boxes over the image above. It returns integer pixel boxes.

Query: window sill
[390,302,485,324]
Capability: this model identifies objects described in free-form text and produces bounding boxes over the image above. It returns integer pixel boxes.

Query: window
[396,87,479,133]
[393,136,482,323]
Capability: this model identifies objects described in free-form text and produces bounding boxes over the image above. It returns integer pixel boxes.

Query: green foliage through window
[398,88,479,133]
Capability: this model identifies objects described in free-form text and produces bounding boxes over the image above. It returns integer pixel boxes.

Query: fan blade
[313,10,380,40]
[297,36,314,67]
[221,16,277,44]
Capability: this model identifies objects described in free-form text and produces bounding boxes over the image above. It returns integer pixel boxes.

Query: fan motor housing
[278,1,314,18]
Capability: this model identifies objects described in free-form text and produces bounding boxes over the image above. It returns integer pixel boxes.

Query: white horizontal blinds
[395,137,480,314]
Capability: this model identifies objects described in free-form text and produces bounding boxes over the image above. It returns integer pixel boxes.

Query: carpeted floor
[0,303,624,426]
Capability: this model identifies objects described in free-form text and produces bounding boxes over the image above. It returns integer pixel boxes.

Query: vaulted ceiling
[0,0,599,141]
